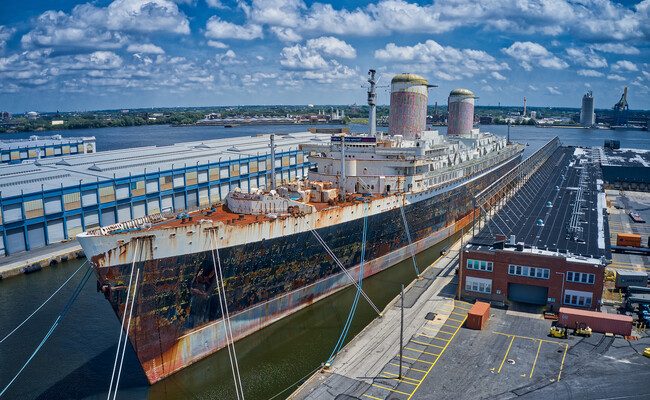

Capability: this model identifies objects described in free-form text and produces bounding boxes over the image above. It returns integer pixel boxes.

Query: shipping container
[558,307,632,336]
[615,269,648,289]
[617,233,642,247]
[465,301,490,330]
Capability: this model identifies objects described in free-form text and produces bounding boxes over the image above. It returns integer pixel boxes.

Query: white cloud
[502,41,568,71]
[374,40,508,81]
[612,60,638,72]
[82,0,190,34]
[306,36,356,59]
[589,43,640,55]
[279,44,328,70]
[249,0,306,27]
[566,48,607,68]
[607,74,626,81]
[491,71,506,80]
[577,69,605,77]
[126,43,165,54]
[205,17,263,40]
[270,27,302,42]
[0,26,15,51]
[546,86,561,95]
[207,40,229,49]
[205,0,227,9]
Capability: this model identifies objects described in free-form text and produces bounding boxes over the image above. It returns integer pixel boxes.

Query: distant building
[51,120,64,126]
[479,116,494,125]
[26,111,39,120]
[1,111,11,121]
[612,87,629,126]
[580,91,595,127]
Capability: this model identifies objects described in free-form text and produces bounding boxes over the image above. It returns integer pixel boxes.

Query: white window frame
[566,271,595,285]
[466,258,493,272]
[465,276,492,294]
[508,264,550,280]
[563,289,593,308]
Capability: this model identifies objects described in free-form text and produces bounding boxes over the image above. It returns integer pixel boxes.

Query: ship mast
[368,69,377,136]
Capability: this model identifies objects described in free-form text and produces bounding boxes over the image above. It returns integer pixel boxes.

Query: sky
[0,0,649,113]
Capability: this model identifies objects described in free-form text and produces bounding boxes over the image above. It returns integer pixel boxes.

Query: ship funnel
[388,73,429,140]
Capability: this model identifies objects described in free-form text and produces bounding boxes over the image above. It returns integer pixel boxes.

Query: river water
[0,124,648,400]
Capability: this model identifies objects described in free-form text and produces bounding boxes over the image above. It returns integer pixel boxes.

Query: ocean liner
[77,71,524,383]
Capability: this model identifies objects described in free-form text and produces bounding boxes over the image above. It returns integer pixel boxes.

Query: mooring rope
[0,260,88,345]
[0,263,93,398]
[209,230,245,400]
[107,239,140,400]
[399,199,420,277]
[310,229,381,316]
[326,207,369,364]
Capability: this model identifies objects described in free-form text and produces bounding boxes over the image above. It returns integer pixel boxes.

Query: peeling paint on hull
[86,155,520,384]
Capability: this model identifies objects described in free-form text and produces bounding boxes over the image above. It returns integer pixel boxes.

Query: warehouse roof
[469,146,608,260]
[0,135,95,150]
[600,148,650,168]
[0,131,330,199]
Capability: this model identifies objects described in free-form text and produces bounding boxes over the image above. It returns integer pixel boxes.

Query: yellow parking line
[451,311,467,317]
[558,344,568,381]
[389,363,427,373]
[371,383,412,397]
[493,331,566,346]
[401,355,434,364]
[447,317,465,323]
[529,340,542,378]
[382,372,421,384]
[410,339,443,348]
[436,330,455,336]
[380,374,420,386]
[405,347,440,357]
[406,315,467,399]
[363,394,383,400]
[498,336,515,374]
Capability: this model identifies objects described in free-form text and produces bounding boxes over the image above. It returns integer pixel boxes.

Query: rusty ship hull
[78,153,520,384]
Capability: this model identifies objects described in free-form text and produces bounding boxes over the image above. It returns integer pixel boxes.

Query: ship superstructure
[77,72,524,384]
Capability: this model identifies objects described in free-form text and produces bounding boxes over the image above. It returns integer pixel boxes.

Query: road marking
[451,311,468,317]
[371,383,412,396]
[411,339,444,348]
[493,331,566,346]
[498,336,515,374]
[438,328,457,335]
[389,363,427,373]
[382,372,421,383]
[530,340,543,378]
[558,344,569,381]
[406,314,467,400]
[363,394,383,400]
[447,317,465,323]
[401,355,435,364]
[405,347,440,357]
[379,374,420,385]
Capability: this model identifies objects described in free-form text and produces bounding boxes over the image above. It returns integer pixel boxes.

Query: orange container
[558,307,633,336]
[617,233,642,247]
[465,301,490,330]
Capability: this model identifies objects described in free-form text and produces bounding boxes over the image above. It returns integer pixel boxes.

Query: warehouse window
[566,271,595,284]
[130,180,145,196]
[159,176,173,191]
[508,264,550,280]
[185,171,197,186]
[466,259,493,272]
[99,186,115,203]
[24,199,44,219]
[563,290,593,308]
[63,192,81,211]
[465,277,492,294]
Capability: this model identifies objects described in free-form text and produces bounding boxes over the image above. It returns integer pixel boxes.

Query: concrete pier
[0,240,84,280]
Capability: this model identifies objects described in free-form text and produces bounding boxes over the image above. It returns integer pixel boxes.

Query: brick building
[460,245,605,311]
[460,146,609,311]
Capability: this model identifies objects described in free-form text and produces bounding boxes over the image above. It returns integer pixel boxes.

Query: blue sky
[0,0,648,112]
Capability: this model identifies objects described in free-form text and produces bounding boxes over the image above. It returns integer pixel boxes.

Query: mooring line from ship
[310,229,381,316]
[264,365,322,400]
[0,260,88,345]
[399,199,421,278]
[209,229,245,400]
[0,263,93,398]
[326,209,369,364]
[106,238,140,400]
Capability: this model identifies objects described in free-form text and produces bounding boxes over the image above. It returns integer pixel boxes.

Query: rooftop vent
[536,219,545,227]
[546,201,553,208]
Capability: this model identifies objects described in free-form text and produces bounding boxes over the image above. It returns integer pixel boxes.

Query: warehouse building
[461,146,608,310]
[0,132,329,256]
[600,146,650,191]
[0,135,96,164]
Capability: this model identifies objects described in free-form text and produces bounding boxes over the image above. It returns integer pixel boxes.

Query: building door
[507,283,548,305]
[47,219,65,243]
[6,228,26,254]
[27,223,46,250]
